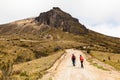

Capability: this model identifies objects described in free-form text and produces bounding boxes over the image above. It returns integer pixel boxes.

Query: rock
[35,7,88,34]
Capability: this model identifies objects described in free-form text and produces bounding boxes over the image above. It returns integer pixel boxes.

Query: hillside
[0,7,120,80]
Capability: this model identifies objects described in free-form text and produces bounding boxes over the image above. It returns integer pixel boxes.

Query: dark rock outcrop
[35,7,88,34]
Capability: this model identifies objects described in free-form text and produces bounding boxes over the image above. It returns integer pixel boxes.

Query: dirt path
[20,39,40,42]
[40,49,120,80]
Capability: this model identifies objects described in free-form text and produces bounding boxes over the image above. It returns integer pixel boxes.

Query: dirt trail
[40,49,120,80]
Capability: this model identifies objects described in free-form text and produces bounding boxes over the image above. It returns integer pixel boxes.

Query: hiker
[80,55,84,68]
[71,54,76,66]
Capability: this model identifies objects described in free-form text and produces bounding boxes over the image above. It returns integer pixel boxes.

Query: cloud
[88,23,120,38]
[0,0,120,37]
[69,0,120,25]
[1,0,120,25]
[0,0,54,24]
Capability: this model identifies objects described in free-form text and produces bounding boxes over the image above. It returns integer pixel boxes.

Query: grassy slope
[90,51,120,70]
[0,29,83,79]
[11,50,64,80]
[0,28,120,64]
[0,27,120,79]
[77,30,120,53]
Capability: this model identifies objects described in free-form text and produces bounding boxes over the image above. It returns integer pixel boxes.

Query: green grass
[87,58,109,71]
[92,62,109,71]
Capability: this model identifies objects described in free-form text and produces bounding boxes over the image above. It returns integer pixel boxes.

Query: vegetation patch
[87,58,109,71]
[11,50,64,80]
[92,63,109,71]
[90,51,120,71]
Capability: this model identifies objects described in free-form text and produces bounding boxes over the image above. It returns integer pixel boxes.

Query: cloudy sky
[0,0,120,38]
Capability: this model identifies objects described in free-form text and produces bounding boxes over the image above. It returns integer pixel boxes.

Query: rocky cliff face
[35,7,88,34]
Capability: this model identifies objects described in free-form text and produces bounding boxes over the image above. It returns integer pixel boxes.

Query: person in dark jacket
[80,55,84,68]
[71,54,76,66]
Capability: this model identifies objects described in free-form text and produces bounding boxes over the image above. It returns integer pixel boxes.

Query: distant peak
[53,7,61,10]
[35,7,88,34]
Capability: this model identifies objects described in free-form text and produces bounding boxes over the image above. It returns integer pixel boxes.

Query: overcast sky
[0,0,120,38]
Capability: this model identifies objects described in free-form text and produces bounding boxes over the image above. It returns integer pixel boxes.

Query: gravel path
[40,49,120,80]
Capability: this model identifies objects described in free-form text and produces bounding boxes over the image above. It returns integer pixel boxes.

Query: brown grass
[11,50,64,80]
[90,51,120,70]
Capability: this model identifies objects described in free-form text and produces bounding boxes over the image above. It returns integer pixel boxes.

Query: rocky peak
[35,7,88,34]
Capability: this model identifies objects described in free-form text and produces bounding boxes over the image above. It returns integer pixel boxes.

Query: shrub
[26,58,31,62]
[103,59,106,62]
[108,56,111,61]
[20,71,28,77]
[0,60,13,80]
[33,50,48,58]
[54,46,62,52]
[87,49,91,54]
[16,55,23,63]
[20,44,29,48]
[118,60,120,63]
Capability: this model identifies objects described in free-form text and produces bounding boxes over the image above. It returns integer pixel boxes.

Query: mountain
[35,7,88,34]
[0,7,88,35]
[0,7,120,64]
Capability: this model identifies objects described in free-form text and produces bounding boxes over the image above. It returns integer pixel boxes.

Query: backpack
[80,56,84,61]
[72,55,76,60]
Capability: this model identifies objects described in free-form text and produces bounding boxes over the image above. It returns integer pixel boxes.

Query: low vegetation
[92,62,109,71]
[0,50,64,80]
[85,53,109,71]
[0,60,14,80]
[0,26,120,80]
[12,50,64,80]
[90,51,120,70]
[0,30,83,79]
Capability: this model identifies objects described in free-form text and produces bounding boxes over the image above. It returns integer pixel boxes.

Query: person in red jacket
[71,54,76,66]
[80,55,84,68]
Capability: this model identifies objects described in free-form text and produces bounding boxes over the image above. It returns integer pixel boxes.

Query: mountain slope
[0,7,119,60]
[0,7,120,61]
